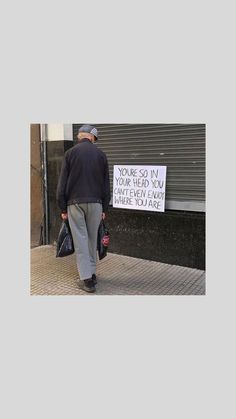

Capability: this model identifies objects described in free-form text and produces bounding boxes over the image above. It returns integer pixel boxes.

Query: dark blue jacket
[56,138,110,212]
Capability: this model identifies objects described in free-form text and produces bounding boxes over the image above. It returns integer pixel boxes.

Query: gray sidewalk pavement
[31,245,205,295]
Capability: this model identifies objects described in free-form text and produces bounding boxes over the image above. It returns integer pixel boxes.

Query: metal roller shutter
[73,124,205,212]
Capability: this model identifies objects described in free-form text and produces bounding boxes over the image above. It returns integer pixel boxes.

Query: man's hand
[61,212,68,220]
[102,212,106,220]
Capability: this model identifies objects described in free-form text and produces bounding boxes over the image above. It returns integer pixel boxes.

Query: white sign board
[113,165,167,212]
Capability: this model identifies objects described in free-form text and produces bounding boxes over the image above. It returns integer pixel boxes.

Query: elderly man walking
[56,125,110,293]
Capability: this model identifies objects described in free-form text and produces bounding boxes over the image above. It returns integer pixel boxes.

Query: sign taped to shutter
[113,165,167,212]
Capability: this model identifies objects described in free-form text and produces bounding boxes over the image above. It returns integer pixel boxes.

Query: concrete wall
[45,124,74,243]
[106,208,205,270]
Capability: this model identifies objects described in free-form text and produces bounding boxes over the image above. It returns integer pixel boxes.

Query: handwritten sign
[113,165,167,212]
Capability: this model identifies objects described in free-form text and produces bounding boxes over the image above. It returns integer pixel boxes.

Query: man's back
[56,138,110,212]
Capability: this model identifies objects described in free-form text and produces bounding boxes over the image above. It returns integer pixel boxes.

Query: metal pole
[40,124,49,244]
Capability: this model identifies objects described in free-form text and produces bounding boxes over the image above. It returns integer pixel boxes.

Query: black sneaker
[79,278,95,293]
[92,274,97,285]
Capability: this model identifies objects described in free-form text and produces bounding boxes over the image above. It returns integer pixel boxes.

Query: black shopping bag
[56,219,74,257]
[97,219,110,260]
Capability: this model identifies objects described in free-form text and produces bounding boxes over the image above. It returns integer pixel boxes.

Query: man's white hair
[78,132,94,141]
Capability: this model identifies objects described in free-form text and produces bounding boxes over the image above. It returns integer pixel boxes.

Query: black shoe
[79,278,95,293]
[92,274,97,285]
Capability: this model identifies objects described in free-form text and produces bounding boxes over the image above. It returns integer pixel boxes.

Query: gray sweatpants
[67,203,102,280]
